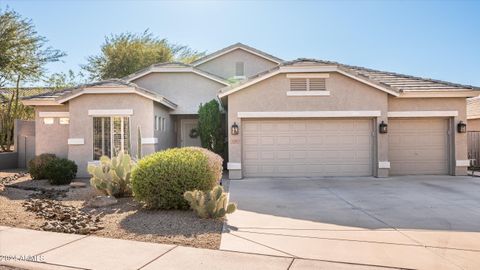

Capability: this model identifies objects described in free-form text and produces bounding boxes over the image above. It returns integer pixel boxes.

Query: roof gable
[22,79,177,109]
[122,62,229,86]
[191,42,283,66]
[218,59,480,98]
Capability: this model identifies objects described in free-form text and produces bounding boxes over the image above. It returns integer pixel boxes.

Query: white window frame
[43,118,54,125]
[154,116,159,131]
[93,116,131,160]
[162,118,166,132]
[59,118,70,125]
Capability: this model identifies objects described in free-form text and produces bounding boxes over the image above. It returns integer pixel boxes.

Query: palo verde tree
[197,99,225,156]
[0,8,65,151]
[82,30,205,80]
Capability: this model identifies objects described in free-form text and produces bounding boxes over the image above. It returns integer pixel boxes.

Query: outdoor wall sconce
[231,122,239,135]
[379,121,388,134]
[457,121,467,133]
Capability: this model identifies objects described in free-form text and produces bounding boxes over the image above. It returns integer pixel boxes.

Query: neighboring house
[22,43,480,178]
[467,97,480,131]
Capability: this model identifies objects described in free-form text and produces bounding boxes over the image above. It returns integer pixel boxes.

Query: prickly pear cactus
[184,185,237,219]
[87,151,136,198]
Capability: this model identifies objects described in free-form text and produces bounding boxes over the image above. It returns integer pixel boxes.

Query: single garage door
[243,119,373,177]
[389,118,449,175]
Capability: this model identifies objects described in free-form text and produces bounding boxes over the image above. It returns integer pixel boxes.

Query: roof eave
[124,66,229,86]
[192,45,283,67]
[398,90,480,98]
[218,66,401,98]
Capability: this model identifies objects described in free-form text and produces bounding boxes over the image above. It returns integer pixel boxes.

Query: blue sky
[1,0,479,86]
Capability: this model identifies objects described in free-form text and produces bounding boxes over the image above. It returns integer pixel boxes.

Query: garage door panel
[389,118,449,175]
[243,119,373,177]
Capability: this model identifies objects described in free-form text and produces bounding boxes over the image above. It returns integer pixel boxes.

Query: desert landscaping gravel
[0,171,223,249]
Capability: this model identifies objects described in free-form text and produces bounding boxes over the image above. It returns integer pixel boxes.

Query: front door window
[93,116,130,160]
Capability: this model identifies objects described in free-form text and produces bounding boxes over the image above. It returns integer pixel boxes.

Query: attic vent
[309,78,326,91]
[290,78,307,91]
[290,78,326,91]
[235,62,245,77]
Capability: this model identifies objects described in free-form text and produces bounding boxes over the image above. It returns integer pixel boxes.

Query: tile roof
[220,58,480,95]
[22,79,177,108]
[191,42,284,66]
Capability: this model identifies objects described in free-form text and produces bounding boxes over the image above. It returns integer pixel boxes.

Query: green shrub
[184,185,236,219]
[88,151,136,197]
[44,158,77,185]
[185,147,223,184]
[131,148,216,210]
[28,153,57,180]
[198,99,225,156]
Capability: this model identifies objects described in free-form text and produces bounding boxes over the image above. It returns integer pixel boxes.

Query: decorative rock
[23,198,103,235]
[70,181,87,188]
[86,196,118,208]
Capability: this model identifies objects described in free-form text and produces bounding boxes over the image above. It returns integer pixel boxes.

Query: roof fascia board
[21,100,61,106]
[56,87,177,110]
[218,66,401,98]
[398,91,480,98]
[193,46,282,66]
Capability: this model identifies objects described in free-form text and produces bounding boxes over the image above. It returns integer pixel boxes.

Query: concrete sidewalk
[0,226,400,270]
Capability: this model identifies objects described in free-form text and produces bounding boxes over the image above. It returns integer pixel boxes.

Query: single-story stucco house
[22,43,480,178]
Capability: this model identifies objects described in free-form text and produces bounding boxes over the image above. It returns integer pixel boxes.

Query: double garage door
[242,118,449,177]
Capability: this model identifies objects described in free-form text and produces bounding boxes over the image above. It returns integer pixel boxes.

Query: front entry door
[181,119,202,147]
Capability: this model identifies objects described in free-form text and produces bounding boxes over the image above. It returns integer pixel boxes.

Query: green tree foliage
[82,30,205,80]
[198,99,225,156]
[0,8,65,151]
[44,70,87,90]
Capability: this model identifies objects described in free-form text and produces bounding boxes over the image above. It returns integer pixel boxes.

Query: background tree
[0,8,65,151]
[44,69,87,90]
[82,30,205,80]
[198,99,225,157]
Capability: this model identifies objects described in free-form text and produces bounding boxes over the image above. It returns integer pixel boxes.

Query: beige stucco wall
[196,48,278,79]
[154,102,176,151]
[68,94,156,177]
[132,72,224,115]
[34,105,69,158]
[227,73,389,179]
[226,72,469,178]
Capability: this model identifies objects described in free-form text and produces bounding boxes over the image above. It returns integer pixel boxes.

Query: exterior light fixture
[379,121,388,134]
[231,122,239,135]
[457,121,467,133]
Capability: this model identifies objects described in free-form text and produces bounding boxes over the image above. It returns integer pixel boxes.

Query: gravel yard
[0,171,223,249]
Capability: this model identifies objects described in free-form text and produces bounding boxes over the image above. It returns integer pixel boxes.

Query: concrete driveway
[220,176,480,270]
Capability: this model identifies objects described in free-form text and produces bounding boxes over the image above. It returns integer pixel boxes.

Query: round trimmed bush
[131,148,216,210]
[28,153,57,180]
[44,158,78,185]
[185,147,223,184]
